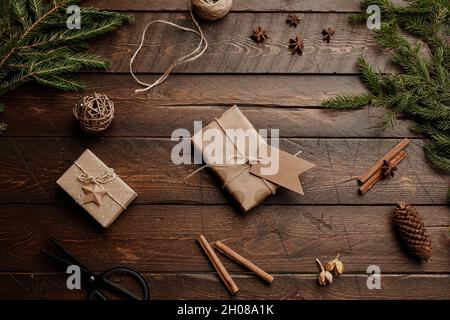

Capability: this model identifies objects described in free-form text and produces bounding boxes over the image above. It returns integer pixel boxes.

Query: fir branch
[64,52,109,69]
[382,111,398,130]
[29,0,44,19]
[357,57,382,95]
[425,143,450,171]
[34,74,84,91]
[32,58,81,76]
[324,0,450,200]
[22,17,128,50]
[11,0,32,29]
[322,94,373,109]
[0,2,61,68]
[0,0,133,132]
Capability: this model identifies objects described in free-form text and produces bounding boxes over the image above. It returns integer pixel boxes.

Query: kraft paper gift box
[192,105,315,212]
[57,149,137,228]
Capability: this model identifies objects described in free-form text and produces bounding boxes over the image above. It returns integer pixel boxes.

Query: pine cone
[393,202,432,261]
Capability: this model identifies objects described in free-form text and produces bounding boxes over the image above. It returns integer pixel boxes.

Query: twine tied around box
[74,161,127,209]
[73,93,114,134]
[184,117,305,195]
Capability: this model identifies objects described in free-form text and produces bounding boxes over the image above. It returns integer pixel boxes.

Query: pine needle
[322,94,374,109]
[357,57,382,95]
[0,0,133,131]
[323,0,450,199]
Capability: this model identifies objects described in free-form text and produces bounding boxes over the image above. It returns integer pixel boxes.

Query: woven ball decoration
[73,93,114,134]
[393,202,432,261]
[191,0,232,21]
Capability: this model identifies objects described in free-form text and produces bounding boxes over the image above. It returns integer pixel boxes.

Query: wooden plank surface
[1,1,449,301]
[5,74,368,108]
[3,74,417,138]
[83,0,364,12]
[91,12,394,74]
[0,204,448,273]
[0,138,448,205]
[1,273,449,300]
[2,103,418,138]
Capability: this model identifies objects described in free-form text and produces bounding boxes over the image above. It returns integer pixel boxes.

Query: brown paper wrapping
[57,149,137,228]
[192,106,278,212]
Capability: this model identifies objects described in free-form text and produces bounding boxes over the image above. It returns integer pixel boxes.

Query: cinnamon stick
[214,241,274,284]
[358,151,407,194]
[197,235,239,295]
[359,138,410,184]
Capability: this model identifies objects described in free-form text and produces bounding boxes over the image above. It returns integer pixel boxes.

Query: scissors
[40,236,150,300]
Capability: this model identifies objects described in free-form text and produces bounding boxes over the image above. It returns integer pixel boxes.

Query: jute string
[74,162,127,209]
[130,2,208,93]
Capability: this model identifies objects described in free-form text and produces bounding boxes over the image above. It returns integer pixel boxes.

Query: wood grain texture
[0,138,448,205]
[0,137,447,205]
[0,204,448,273]
[5,74,368,107]
[3,75,417,138]
[1,1,448,301]
[3,103,417,138]
[0,273,449,300]
[92,12,395,74]
[83,0,364,12]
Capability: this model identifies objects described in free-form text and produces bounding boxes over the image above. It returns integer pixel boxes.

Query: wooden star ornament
[82,184,107,206]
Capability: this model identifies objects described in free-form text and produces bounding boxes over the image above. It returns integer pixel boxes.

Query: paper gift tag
[249,146,315,195]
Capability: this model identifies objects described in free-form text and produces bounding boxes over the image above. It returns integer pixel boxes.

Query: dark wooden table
[1,0,449,300]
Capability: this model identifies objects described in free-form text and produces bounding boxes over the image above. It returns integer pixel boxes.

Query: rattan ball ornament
[73,93,114,134]
[191,0,232,21]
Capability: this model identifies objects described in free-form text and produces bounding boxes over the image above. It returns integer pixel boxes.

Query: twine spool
[73,93,114,134]
[191,0,232,21]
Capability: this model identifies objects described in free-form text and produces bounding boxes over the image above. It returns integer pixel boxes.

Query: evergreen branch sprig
[0,0,133,134]
[323,0,450,203]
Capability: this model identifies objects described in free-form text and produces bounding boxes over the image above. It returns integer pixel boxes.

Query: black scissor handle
[88,290,108,300]
[93,267,150,300]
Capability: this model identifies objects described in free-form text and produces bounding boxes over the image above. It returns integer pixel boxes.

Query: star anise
[288,35,304,55]
[322,27,336,43]
[381,160,398,178]
[251,26,268,43]
[286,14,301,27]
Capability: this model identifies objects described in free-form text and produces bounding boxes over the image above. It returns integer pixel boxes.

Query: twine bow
[74,162,126,209]
[77,167,117,185]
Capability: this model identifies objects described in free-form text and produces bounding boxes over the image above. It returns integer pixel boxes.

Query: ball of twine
[191,0,232,21]
[73,93,114,134]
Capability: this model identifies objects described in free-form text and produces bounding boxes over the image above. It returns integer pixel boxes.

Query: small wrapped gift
[192,105,315,212]
[57,149,137,228]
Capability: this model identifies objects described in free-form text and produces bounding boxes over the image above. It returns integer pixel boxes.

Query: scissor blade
[40,250,92,276]
[47,236,89,270]
[39,250,76,269]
